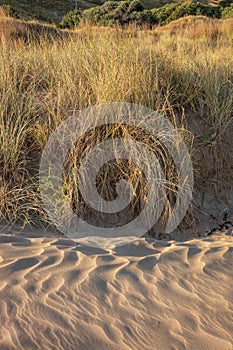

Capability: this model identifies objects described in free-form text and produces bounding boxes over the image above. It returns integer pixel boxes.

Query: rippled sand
[0,232,232,350]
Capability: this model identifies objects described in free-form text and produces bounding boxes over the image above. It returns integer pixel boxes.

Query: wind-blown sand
[0,231,232,350]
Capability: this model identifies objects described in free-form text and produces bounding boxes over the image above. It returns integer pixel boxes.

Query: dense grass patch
[0,18,232,229]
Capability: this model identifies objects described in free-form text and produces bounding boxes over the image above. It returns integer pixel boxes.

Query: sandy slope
[0,231,232,350]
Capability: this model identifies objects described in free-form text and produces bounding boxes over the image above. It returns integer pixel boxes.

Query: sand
[0,230,232,350]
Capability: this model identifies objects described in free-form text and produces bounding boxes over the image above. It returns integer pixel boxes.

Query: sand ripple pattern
[0,233,232,350]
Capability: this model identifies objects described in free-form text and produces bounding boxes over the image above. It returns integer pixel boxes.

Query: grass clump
[0,18,232,232]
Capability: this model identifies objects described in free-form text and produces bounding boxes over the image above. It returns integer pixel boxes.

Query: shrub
[129,10,158,27]
[151,3,177,25]
[152,2,220,25]
[221,4,233,18]
[58,9,81,29]
[219,0,233,8]
[83,0,157,27]
[58,0,230,29]
[128,0,145,13]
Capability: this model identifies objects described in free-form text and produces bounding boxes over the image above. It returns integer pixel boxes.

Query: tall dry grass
[0,16,232,230]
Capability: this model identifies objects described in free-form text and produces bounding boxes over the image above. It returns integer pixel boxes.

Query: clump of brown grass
[0,19,232,232]
[0,17,27,44]
[0,16,68,46]
[159,15,233,41]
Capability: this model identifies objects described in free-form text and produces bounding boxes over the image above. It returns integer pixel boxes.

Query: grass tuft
[0,18,232,232]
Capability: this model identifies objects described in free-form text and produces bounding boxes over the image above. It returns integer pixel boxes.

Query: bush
[219,0,233,8]
[129,10,158,27]
[58,9,81,29]
[59,0,229,29]
[151,4,177,25]
[128,0,145,13]
[83,0,157,27]
[221,4,233,18]
[152,2,220,25]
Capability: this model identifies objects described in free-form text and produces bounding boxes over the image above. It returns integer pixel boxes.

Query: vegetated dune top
[160,14,214,28]
[0,15,72,42]
[0,0,225,22]
[1,13,232,40]
[0,229,232,350]
[158,14,233,32]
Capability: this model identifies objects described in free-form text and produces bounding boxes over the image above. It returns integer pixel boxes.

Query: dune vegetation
[0,0,230,22]
[59,0,224,28]
[0,13,232,234]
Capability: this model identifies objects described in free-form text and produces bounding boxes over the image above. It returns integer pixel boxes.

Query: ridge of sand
[0,231,232,350]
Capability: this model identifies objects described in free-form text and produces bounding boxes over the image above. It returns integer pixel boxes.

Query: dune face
[0,233,232,350]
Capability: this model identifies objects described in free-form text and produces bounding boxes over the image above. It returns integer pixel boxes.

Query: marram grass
[0,16,232,230]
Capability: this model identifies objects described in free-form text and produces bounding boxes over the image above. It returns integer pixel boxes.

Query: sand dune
[0,231,232,350]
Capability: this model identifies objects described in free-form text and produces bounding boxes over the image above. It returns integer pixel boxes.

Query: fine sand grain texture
[0,231,232,350]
